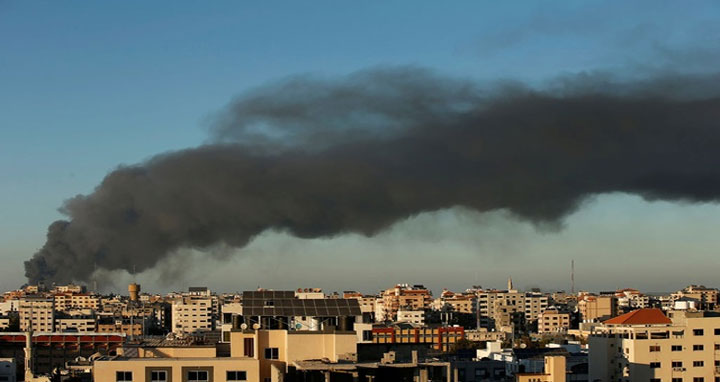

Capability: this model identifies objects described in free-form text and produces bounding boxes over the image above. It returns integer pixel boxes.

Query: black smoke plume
[24,67,720,284]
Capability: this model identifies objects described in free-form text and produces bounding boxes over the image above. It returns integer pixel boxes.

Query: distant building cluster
[0,280,718,381]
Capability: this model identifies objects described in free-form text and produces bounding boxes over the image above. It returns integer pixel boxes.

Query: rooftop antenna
[93,262,98,292]
[571,259,575,295]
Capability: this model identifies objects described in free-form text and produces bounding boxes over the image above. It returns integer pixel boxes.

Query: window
[673,378,683,382]
[227,371,247,381]
[715,328,720,335]
[694,329,704,336]
[264,347,279,360]
[651,379,661,382]
[694,361,704,367]
[116,371,132,382]
[693,344,704,351]
[650,362,661,368]
[694,378,704,382]
[650,345,661,352]
[187,370,208,382]
[150,371,167,382]
[474,368,488,378]
[244,338,254,357]
[362,330,373,341]
[672,345,683,351]
[672,361,683,368]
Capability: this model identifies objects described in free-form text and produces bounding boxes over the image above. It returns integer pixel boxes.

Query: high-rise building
[18,297,54,332]
[172,296,214,334]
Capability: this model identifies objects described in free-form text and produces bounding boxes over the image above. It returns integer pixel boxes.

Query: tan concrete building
[434,289,477,314]
[19,297,54,332]
[342,291,377,315]
[54,315,96,332]
[537,308,571,334]
[378,284,433,322]
[516,355,566,382]
[578,294,617,322]
[230,329,357,381]
[476,282,549,331]
[97,317,144,336]
[465,328,506,342]
[672,285,719,310]
[53,293,100,312]
[94,328,357,382]
[589,308,720,382]
[172,296,214,334]
[0,316,10,330]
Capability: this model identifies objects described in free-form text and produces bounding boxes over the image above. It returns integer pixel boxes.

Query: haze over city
[2,1,720,295]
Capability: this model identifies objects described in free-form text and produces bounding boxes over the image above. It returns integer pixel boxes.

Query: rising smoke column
[24,67,720,284]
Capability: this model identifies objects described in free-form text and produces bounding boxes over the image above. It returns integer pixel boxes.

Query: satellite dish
[295,323,302,330]
[252,323,261,330]
[240,323,248,330]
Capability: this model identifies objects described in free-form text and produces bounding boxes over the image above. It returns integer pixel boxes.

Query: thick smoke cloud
[24,67,720,284]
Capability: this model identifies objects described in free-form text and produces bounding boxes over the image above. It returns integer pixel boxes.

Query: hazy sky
[2,1,720,294]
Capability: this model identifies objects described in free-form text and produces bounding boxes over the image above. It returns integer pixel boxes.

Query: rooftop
[603,308,672,325]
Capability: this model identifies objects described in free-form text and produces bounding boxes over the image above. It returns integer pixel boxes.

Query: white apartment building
[19,297,54,332]
[396,308,425,325]
[172,296,214,334]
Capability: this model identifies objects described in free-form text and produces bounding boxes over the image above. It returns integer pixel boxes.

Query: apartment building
[220,302,242,342]
[377,284,433,322]
[342,291,377,315]
[615,288,651,311]
[589,308,720,381]
[397,308,425,325]
[434,289,477,314]
[578,294,617,322]
[19,297,54,332]
[537,308,571,334]
[672,285,719,310]
[172,296,214,334]
[93,328,357,382]
[51,284,85,294]
[54,311,96,332]
[53,293,100,312]
[476,280,549,332]
[0,316,10,330]
[372,325,465,351]
[97,317,145,336]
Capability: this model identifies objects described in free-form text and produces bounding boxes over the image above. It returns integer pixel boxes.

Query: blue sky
[1,1,720,293]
